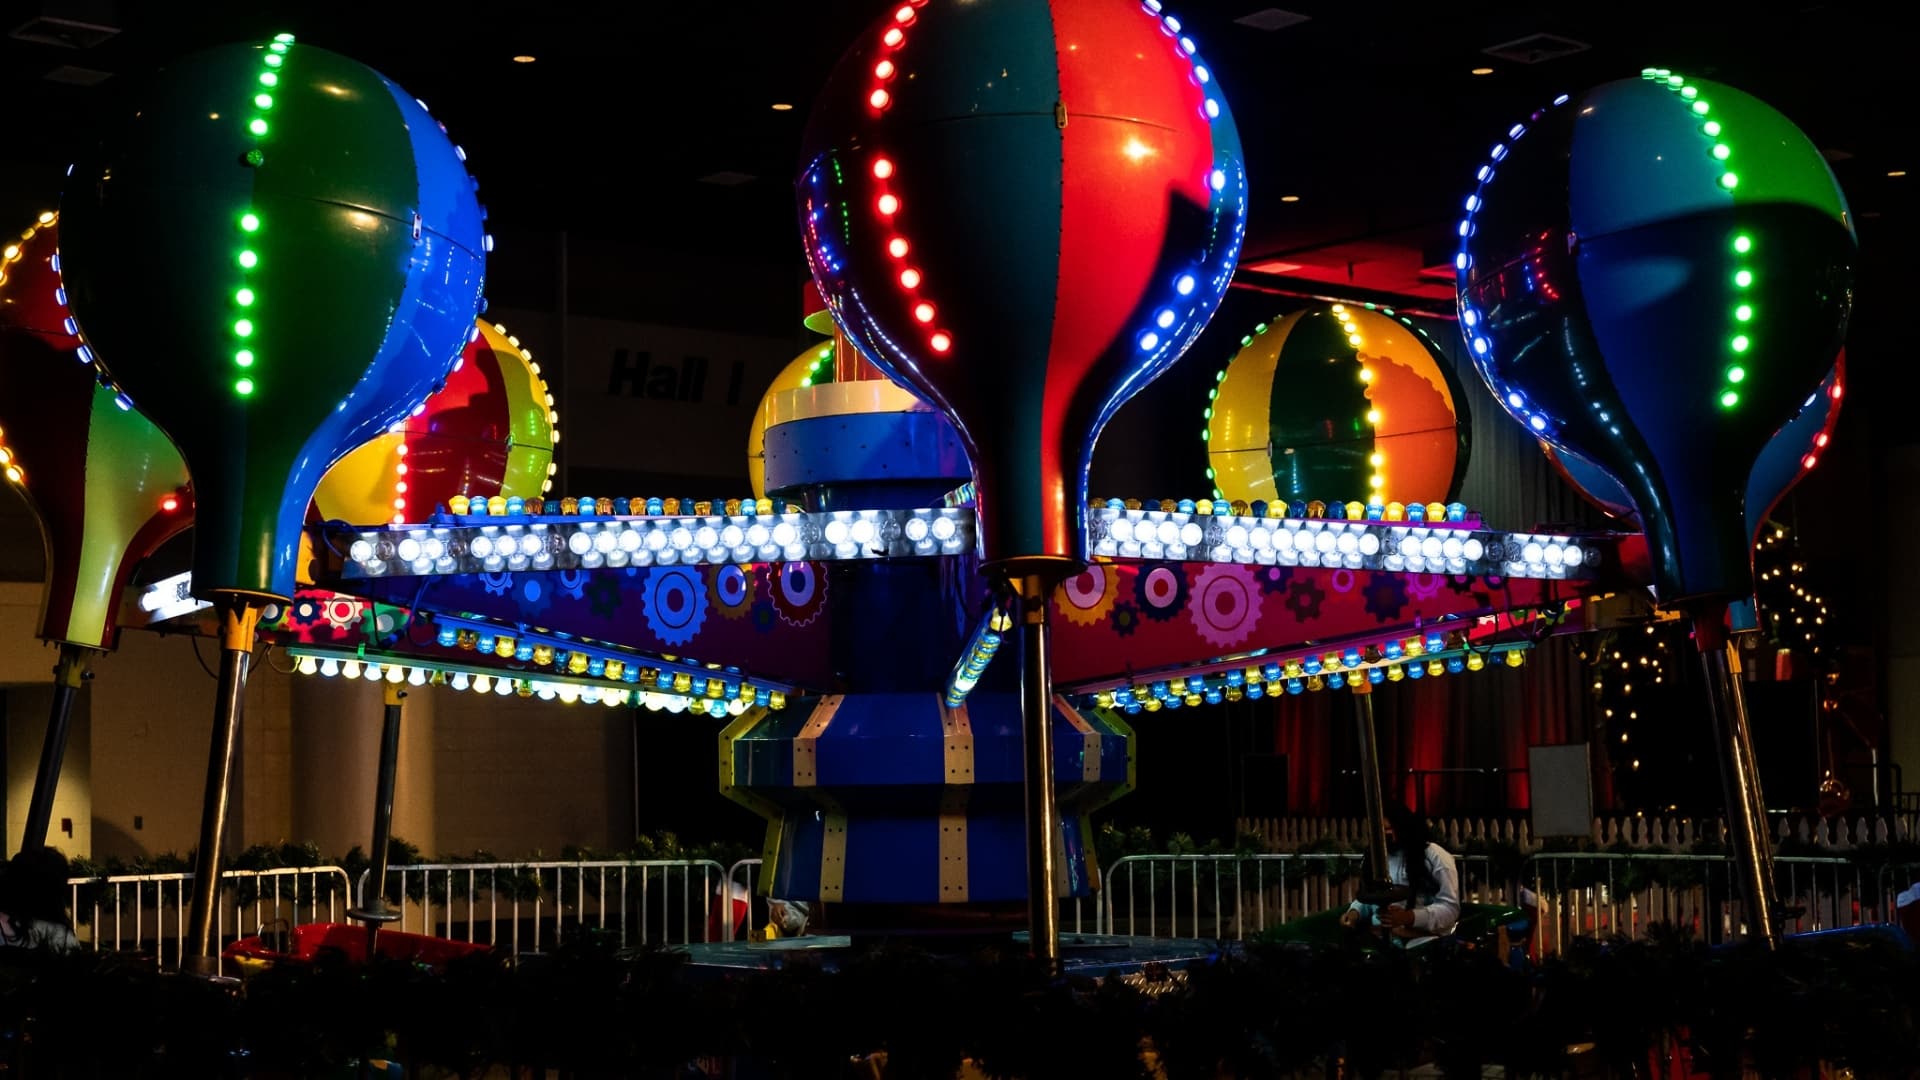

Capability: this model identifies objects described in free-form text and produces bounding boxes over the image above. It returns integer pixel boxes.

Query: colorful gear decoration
[320,595,362,631]
[1110,602,1141,638]
[1284,577,1326,621]
[1189,564,1262,651]
[557,569,589,600]
[1256,564,1293,595]
[1407,573,1444,601]
[1328,569,1356,594]
[1362,572,1411,624]
[765,561,828,628]
[641,567,710,646]
[481,572,513,596]
[586,575,622,619]
[1134,564,1189,622]
[711,564,752,620]
[750,599,777,634]
[1058,565,1120,627]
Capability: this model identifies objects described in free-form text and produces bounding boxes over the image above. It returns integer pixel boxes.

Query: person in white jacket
[1340,802,1460,948]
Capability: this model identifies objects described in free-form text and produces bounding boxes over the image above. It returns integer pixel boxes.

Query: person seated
[1339,803,1459,948]
[758,899,810,941]
[0,848,81,954]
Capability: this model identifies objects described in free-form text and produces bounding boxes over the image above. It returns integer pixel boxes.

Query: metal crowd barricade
[66,865,351,974]
[1527,852,1884,954]
[357,859,729,958]
[1085,853,1371,940]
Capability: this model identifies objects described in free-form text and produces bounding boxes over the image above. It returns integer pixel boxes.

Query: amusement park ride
[0,0,1854,972]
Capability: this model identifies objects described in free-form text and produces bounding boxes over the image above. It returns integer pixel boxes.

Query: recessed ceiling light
[1471,67,1495,75]
[512,54,536,64]
[1280,194,1301,203]
[771,103,794,111]
[1890,170,1908,178]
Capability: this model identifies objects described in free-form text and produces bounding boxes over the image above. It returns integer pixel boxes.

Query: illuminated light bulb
[1365,409,1381,424]
[1175,273,1195,295]
[1734,270,1753,287]
[913,302,935,323]
[473,674,491,694]
[1719,172,1739,189]
[297,655,318,676]
[877,193,900,215]
[235,378,256,396]
[929,332,952,353]
[259,72,278,87]
[320,658,340,678]
[235,288,255,306]
[240,213,260,232]
[1138,331,1160,351]
[1720,390,1740,408]
[883,27,904,46]
[235,350,254,367]
[248,118,269,136]
[875,60,896,79]
[1712,144,1731,160]
[255,93,274,109]
[899,267,921,288]
[1730,335,1750,353]
[1359,368,1373,383]
[238,250,258,268]
[233,318,254,337]
[1735,304,1753,322]
[1727,366,1746,383]
[869,88,891,110]
[264,53,283,67]
[888,237,909,258]
[1703,120,1722,136]
[1369,453,1384,467]
[894,3,915,22]
[408,667,428,686]
[873,158,894,179]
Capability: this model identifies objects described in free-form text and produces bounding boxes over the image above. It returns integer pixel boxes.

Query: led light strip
[335,505,975,578]
[867,3,952,359]
[1087,504,1603,580]
[285,646,785,717]
[1129,1,1241,374]
[1455,92,1572,437]
[428,613,796,708]
[494,323,560,488]
[944,605,1010,708]
[228,34,293,398]
[1084,641,1532,712]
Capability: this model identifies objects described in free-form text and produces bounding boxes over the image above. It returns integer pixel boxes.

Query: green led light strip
[1647,68,1751,411]
[230,32,294,397]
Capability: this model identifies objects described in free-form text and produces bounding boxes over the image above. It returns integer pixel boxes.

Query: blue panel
[763,411,970,495]
[844,817,938,903]
[771,816,823,900]
[966,812,1029,902]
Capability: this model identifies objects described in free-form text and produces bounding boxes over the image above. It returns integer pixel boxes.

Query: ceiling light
[1280,194,1301,203]
[512,54,536,63]
[771,102,794,111]
[1890,170,1908,178]
[1471,67,1494,75]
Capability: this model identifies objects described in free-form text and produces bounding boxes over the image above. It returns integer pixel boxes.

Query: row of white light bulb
[347,509,970,576]
[293,653,740,713]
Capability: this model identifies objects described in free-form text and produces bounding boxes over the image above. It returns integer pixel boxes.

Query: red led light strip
[867,1,951,356]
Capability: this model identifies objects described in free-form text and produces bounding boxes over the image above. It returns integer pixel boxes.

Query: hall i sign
[606,349,749,407]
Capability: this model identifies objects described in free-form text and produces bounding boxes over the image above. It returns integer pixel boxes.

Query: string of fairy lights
[1587,522,1835,800]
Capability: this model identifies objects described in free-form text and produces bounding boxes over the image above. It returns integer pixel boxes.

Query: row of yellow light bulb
[1333,304,1388,494]
[1096,650,1525,710]
[0,211,54,286]
[440,627,782,704]
[292,653,789,712]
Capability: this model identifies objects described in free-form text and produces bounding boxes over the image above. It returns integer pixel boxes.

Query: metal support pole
[1352,679,1390,885]
[22,643,89,854]
[184,596,263,975]
[1695,610,1780,950]
[1016,572,1060,972]
[350,684,406,953]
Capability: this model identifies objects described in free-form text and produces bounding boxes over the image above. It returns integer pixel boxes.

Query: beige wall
[0,581,632,864]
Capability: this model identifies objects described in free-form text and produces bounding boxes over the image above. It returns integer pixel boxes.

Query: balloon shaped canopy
[1457,71,1853,604]
[315,320,555,526]
[1206,305,1471,508]
[748,333,836,502]
[0,213,190,650]
[797,0,1247,571]
[1549,355,1844,546]
[58,34,486,601]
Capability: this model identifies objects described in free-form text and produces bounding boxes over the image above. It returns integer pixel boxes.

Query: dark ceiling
[3,0,1912,292]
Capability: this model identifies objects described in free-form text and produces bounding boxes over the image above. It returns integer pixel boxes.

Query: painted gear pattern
[1362,572,1411,624]
[641,566,709,646]
[711,564,752,620]
[1058,565,1120,628]
[1134,564,1189,623]
[1188,563,1262,651]
[764,562,828,628]
[1284,577,1325,622]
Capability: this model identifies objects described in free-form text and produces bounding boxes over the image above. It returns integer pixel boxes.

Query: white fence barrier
[66,866,351,975]
[1241,813,1920,855]
[358,859,731,956]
